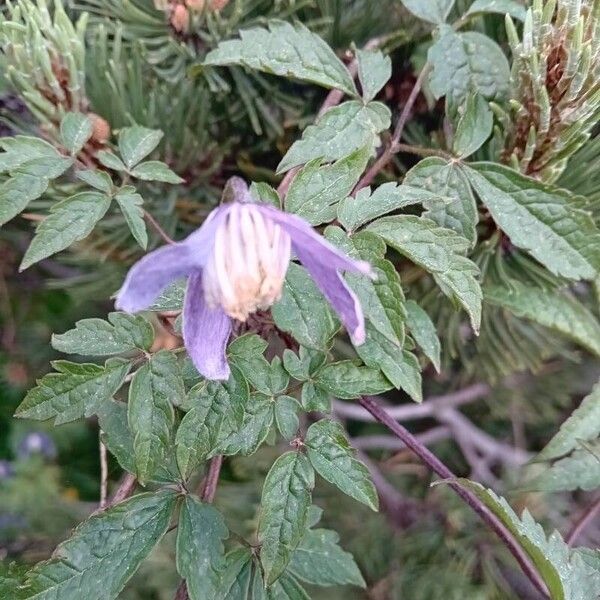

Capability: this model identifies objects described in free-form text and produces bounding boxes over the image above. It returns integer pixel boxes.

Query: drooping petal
[295,251,366,345]
[260,204,372,276]
[183,271,232,380]
[116,206,228,312]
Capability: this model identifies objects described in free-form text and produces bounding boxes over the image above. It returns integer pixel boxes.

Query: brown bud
[209,0,229,10]
[88,113,111,144]
[170,4,190,32]
[185,0,205,9]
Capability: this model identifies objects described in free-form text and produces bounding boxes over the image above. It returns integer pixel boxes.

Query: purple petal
[259,205,372,276]
[116,206,229,312]
[183,272,232,380]
[295,251,366,345]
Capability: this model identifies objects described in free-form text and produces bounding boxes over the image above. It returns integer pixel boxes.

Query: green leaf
[176,496,228,600]
[400,0,455,23]
[97,150,127,171]
[116,190,148,249]
[75,169,113,194]
[271,263,337,350]
[356,47,391,103]
[128,350,182,483]
[15,156,73,178]
[277,101,390,173]
[0,136,61,172]
[118,126,163,169]
[204,20,357,96]
[447,479,600,600]
[52,312,154,356]
[218,392,274,456]
[301,382,331,412]
[337,182,433,233]
[130,160,184,184]
[466,0,526,21]
[367,215,482,331]
[250,181,281,207]
[405,300,441,372]
[305,419,379,511]
[258,452,315,584]
[176,372,248,478]
[219,549,265,600]
[149,279,186,311]
[20,191,111,270]
[20,491,176,600]
[315,361,393,399]
[0,174,49,226]
[453,93,493,158]
[228,334,272,394]
[526,441,600,492]
[282,347,327,381]
[60,113,93,155]
[289,528,365,588]
[466,163,600,280]
[15,358,131,425]
[97,400,135,474]
[285,147,370,225]
[537,380,600,461]
[274,395,301,440]
[404,157,478,245]
[485,281,600,356]
[356,325,423,401]
[428,29,510,109]
[267,573,310,600]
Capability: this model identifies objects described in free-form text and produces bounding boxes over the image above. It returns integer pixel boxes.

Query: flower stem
[143,209,176,245]
[566,494,600,546]
[357,395,550,599]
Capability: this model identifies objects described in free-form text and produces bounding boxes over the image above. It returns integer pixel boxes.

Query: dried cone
[89,113,111,144]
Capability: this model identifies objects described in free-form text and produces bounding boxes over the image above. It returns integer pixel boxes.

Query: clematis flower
[116,177,371,380]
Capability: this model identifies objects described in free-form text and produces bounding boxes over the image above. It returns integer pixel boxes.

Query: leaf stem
[357,395,550,599]
[565,494,600,546]
[143,209,176,245]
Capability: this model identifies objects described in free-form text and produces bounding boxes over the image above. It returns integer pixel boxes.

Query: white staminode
[203,203,292,321]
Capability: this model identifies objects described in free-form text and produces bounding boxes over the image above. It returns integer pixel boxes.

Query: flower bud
[170,4,190,32]
[89,113,111,144]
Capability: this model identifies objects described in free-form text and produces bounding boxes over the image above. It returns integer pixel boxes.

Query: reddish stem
[566,495,600,546]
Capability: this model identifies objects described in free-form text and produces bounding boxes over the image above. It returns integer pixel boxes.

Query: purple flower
[17,432,57,460]
[116,177,371,380]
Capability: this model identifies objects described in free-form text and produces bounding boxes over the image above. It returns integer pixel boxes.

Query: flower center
[203,204,292,321]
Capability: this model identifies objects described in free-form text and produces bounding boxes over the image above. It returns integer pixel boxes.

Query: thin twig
[99,431,108,509]
[357,395,550,598]
[351,426,451,451]
[143,209,176,245]
[566,495,600,546]
[355,62,433,191]
[108,473,137,507]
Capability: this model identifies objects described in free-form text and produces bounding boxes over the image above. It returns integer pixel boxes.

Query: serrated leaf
[149,279,186,311]
[176,496,228,600]
[285,147,370,225]
[400,0,455,23]
[258,451,314,584]
[428,29,510,109]
[250,181,281,207]
[314,361,393,399]
[60,113,93,155]
[176,372,248,478]
[305,419,379,510]
[277,101,390,173]
[537,380,600,461]
[453,93,493,158]
[289,528,365,587]
[116,190,148,249]
[271,263,338,351]
[204,20,357,96]
[75,169,113,194]
[20,191,111,270]
[97,151,127,171]
[219,549,265,600]
[0,136,61,172]
[128,350,182,483]
[367,215,482,331]
[405,300,441,372]
[20,491,176,600]
[466,0,526,20]
[130,160,184,184]
[337,182,433,232]
[15,358,131,425]
[449,479,600,600]
[118,126,163,169]
[301,382,331,412]
[404,157,478,244]
[52,312,154,356]
[466,163,600,280]
[526,442,600,492]
[0,173,49,226]
[485,281,600,356]
[282,347,327,381]
[356,325,423,401]
[274,395,301,440]
[356,47,391,103]
[267,573,309,600]
[97,399,136,474]
[228,334,273,394]
[15,156,73,178]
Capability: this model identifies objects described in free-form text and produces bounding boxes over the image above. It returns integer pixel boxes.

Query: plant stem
[108,473,137,507]
[99,431,108,508]
[357,395,550,599]
[566,495,600,546]
[143,209,176,245]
